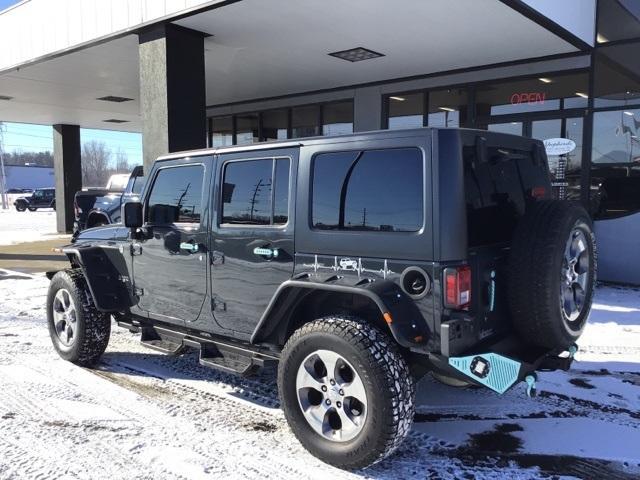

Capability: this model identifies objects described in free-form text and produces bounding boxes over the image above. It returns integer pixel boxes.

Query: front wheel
[46,269,111,366]
[15,203,26,212]
[28,207,37,212]
[278,316,415,469]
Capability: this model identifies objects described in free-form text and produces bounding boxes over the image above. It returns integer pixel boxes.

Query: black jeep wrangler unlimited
[46,128,596,469]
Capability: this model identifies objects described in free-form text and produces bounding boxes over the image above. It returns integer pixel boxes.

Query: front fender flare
[56,245,134,312]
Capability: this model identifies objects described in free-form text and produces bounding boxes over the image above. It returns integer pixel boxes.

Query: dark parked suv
[14,187,56,211]
[46,128,596,469]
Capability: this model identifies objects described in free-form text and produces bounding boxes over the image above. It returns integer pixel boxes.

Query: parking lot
[1,210,639,479]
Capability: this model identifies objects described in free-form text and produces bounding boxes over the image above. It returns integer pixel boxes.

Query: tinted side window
[312,148,423,232]
[221,158,290,226]
[132,175,146,195]
[147,165,204,224]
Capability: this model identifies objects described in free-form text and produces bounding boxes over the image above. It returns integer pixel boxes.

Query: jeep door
[210,149,296,336]
[131,158,211,326]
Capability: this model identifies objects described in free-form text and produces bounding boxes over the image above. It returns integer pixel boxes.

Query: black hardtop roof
[155,127,543,162]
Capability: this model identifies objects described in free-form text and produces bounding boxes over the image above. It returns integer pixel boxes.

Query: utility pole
[0,122,8,210]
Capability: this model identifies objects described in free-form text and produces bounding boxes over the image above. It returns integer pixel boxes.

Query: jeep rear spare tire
[278,316,415,469]
[508,200,596,350]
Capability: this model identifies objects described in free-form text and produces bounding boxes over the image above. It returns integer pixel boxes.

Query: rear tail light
[531,186,547,199]
[444,266,471,310]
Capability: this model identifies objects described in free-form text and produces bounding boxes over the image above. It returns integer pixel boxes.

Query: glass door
[531,118,583,202]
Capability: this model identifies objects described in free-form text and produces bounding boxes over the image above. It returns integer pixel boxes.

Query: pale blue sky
[0,0,21,12]
[1,121,143,166]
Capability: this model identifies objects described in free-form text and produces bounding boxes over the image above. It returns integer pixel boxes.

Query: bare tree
[82,140,111,187]
[114,147,130,173]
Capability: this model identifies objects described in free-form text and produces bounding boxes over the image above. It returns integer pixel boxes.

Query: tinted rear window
[312,148,423,232]
[464,141,549,247]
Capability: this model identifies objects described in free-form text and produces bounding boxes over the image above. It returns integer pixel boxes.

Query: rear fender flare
[250,278,431,349]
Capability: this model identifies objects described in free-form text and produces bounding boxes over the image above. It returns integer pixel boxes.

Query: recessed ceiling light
[597,33,609,43]
[438,107,456,112]
[0,95,13,101]
[538,78,553,84]
[389,96,406,102]
[575,92,588,99]
[328,47,384,63]
[103,119,129,123]
[97,95,133,103]
[624,111,635,116]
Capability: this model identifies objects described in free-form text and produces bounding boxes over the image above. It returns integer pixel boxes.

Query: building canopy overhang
[0,0,585,133]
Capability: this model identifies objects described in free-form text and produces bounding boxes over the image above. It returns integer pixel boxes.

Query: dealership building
[0,0,639,283]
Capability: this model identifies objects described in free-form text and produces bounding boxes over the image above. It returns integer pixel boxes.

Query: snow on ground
[0,268,638,480]
[0,207,66,246]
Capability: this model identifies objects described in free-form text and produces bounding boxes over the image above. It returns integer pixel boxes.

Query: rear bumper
[429,334,576,394]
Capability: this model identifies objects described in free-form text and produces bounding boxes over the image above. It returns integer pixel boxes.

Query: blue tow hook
[525,374,537,398]
[568,344,578,359]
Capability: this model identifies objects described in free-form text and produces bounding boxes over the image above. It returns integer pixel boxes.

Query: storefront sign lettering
[510,92,546,105]
[543,138,576,156]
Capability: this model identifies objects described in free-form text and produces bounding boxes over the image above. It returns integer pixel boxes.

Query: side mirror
[123,201,143,229]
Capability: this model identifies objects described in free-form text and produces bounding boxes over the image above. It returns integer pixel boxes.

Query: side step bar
[117,320,278,377]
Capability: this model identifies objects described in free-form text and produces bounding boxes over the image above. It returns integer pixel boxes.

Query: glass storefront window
[428,88,467,127]
[323,101,354,136]
[262,109,288,141]
[236,113,259,145]
[488,122,522,136]
[476,73,588,117]
[211,116,233,147]
[591,109,640,218]
[597,0,640,44]
[387,92,424,129]
[292,105,320,138]
[593,42,640,108]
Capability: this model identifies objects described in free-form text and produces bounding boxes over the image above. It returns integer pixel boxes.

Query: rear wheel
[28,206,37,212]
[47,269,111,366]
[278,316,415,469]
[508,201,596,350]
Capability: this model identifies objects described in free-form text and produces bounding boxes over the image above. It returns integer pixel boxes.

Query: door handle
[180,242,199,253]
[253,247,279,258]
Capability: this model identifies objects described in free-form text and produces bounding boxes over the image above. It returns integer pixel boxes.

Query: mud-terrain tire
[278,316,415,469]
[508,200,596,350]
[14,203,26,212]
[47,269,111,366]
[27,206,37,212]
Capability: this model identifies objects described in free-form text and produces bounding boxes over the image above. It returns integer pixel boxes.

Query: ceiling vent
[328,47,384,63]
[97,95,133,103]
[0,95,13,101]
[103,119,129,124]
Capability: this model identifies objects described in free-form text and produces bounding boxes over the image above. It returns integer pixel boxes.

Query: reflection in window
[262,109,288,141]
[387,93,424,129]
[488,122,522,136]
[211,116,233,147]
[292,105,320,138]
[323,101,353,136]
[312,149,423,232]
[475,73,588,116]
[236,113,259,145]
[428,89,467,127]
[594,42,640,108]
[592,110,640,219]
[221,158,290,225]
[597,0,640,44]
[147,165,204,224]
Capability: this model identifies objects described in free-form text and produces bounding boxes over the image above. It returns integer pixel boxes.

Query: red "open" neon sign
[510,92,546,105]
